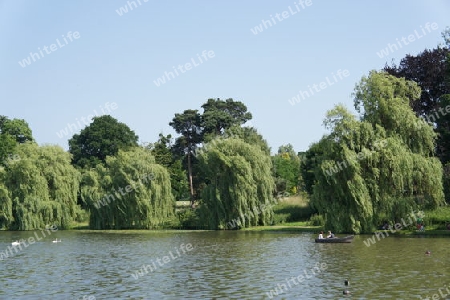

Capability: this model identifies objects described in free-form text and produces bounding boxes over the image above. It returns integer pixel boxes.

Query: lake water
[0,230,448,299]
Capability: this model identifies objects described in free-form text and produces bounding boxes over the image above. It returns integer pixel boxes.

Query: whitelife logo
[153,50,215,87]
[376,22,439,58]
[55,102,118,138]
[288,69,350,106]
[131,243,194,279]
[115,0,149,16]
[18,31,81,68]
[250,0,313,35]
[0,225,58,260]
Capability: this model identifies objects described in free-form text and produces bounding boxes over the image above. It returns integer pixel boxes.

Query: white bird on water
[52,239,61,243]
[11,240,21,246]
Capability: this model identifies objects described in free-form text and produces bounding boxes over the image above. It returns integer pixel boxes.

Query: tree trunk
[187,150,195,208]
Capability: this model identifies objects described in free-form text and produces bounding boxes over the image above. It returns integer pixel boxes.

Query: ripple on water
[1,231,450,299]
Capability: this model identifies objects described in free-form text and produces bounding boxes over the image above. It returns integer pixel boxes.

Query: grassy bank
[243,222,322,233]
[242,194,323,232]
[68,196,450,235]
[244,196,450,235]
[382,206,450,236]
[69,195,322,231]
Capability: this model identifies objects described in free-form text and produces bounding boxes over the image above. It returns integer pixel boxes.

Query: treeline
[0,99,302,230]
[1,30,449,232]
[300,29,450,233]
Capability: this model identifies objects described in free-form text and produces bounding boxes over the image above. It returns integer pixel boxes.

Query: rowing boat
[315,235,354,243]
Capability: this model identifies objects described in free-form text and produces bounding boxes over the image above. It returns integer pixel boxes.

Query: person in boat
[318,231,324,239]
[326,231,335,238]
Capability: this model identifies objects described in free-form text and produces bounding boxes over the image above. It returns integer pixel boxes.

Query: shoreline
[2,222,450,235]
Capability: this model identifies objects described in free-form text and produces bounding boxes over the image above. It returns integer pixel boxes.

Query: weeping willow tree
[81,147,174,229]
[198,138,276,229]
[0,143,81,230]
[0,168,12,229]
[310,71,445,234]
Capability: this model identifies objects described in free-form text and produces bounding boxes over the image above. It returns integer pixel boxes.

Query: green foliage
[300,143,323,195]
[201,98,252,136]
[149,134,174,166]
[0,143,81,230]
[0,116,34,167]
[198,138,276,229]
[194,125,271,206]
[175,208,204,229]
[435,94,450,163]
[309,71,445,234]
[0,117,34,144]
[69,115,139,169]
[169,110,203,149]
[423,207,450,229]
[168,160,190,200]
[272,203,313,224]
[309,214,325,226]
[272,144,300,195]
[148,134,189,200]
[0,134,17,167]
[81,147,174,229]
[383,47,449,117]
[384,44,450,202]
[169,99,255,206]
[272,195,314,224]
[0,171,12,229]
[222,125,271,155]
[354,71,435,155]
[442,27,450,49]
[169,109,202,204]
[272,211,290,225]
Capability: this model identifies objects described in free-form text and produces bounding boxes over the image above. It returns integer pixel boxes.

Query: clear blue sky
[1,1,449,154]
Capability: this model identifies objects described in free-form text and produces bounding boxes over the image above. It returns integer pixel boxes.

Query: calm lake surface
[0,230,448,299]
